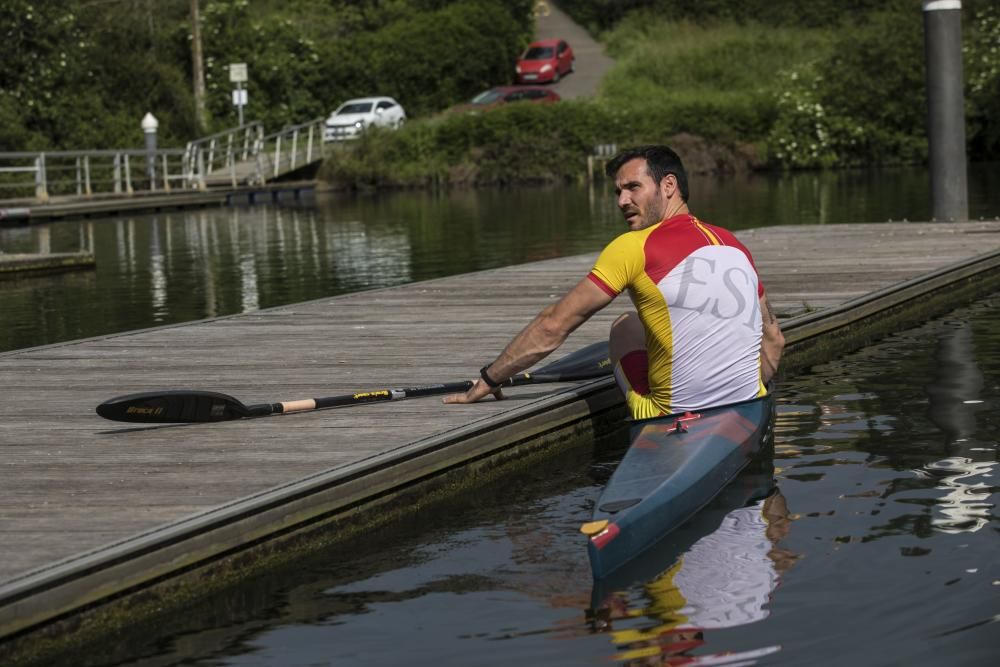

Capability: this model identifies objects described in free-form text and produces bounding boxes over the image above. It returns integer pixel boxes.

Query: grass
[597,16,834,116]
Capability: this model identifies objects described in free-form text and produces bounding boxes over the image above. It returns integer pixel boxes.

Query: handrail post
[124,153,134,194]
[306,124,315,163]
[252,135,265,185]
[84,155,92,196]
[182,143,193,187]
[197,148,207,190]
[113,154,121,193]
[161,153,171,192]
[75,157,82,196]
[35,153,49,202]
[274,135,282,179]
[291,129,299,171]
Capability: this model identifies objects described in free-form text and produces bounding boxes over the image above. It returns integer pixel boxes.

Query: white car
[324,96,406,142]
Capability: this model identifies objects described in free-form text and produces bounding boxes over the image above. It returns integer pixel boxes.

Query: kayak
[581,393,775,580]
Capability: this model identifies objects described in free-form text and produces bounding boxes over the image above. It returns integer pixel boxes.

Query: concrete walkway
[534,1,615,100]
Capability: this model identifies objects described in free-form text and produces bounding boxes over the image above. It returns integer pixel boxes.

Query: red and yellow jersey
[588,214,767,414]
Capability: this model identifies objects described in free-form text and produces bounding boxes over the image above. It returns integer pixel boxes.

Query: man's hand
[442,378,505,404]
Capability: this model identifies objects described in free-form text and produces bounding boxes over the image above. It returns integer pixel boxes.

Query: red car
[515,39,574,84]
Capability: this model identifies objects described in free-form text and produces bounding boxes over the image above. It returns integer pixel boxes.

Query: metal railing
[0,149,188,202]
[182,122,264,189]
[1,118,328,202]
[252,117,326,184]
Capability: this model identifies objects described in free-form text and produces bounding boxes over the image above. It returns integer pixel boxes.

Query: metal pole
[923,0,968,221]
[237,82,244,126]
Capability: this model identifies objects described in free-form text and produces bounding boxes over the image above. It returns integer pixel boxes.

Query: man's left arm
[444,277,614,404]
[760,293,784,384]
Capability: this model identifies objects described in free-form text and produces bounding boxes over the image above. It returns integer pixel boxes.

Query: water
[5,165,1000,664]
[78,292,998,666]
[2,164,999,354]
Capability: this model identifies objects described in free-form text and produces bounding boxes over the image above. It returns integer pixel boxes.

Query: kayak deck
[583,394,775,579]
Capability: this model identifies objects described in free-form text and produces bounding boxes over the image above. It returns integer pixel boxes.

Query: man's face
[613,158,666,231]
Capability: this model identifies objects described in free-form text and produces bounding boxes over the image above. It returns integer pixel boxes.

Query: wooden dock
[1,220,999,661]
[0,181,317,225]
[0,252,95,278]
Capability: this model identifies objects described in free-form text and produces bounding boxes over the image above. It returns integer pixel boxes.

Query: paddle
[96,341,612,424]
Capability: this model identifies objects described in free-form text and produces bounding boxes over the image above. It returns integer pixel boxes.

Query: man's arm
[760,293,784,385]
[444,277,614,404]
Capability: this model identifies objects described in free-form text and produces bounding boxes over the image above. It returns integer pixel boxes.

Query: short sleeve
[588,232,643,297]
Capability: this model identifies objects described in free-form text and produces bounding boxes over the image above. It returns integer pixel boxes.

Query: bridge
[0,117,327,222]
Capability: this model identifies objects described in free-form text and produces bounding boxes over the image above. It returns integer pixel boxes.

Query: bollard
[923,1,968,221]
[142,112,159,192]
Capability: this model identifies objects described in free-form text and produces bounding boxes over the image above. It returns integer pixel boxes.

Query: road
[533,1,614,100]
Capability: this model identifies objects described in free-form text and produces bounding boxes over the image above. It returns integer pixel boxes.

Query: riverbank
[318,121,767,191]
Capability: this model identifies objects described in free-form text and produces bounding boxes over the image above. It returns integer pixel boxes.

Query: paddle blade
[96,390,250,423]
[532,341,611,381]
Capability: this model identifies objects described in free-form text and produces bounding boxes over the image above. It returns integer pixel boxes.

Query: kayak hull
[585,394,775,580]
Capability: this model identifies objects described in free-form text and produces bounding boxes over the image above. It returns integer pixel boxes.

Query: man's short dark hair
[605,145,689,202]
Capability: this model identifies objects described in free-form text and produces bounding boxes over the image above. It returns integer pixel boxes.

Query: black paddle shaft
[95,341,611,424]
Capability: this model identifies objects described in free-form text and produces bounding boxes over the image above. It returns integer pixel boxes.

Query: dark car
[450,86,561,113]
[515,38,574,84]
[475,86,561,105]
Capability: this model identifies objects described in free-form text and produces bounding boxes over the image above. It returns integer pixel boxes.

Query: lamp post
[142,112,159,191]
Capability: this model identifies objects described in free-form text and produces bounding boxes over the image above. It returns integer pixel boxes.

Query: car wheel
[395,118,405,129]
[570,58,575,73]
[553,70,561,83]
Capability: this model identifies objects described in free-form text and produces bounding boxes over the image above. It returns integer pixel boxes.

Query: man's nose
[617,191,631,208]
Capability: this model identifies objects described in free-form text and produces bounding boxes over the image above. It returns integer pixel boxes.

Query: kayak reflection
[588,459,800,665]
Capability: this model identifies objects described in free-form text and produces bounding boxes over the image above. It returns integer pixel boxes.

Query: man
[444,145,784,416]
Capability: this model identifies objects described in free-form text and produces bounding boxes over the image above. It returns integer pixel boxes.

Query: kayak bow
[582,394,775,579]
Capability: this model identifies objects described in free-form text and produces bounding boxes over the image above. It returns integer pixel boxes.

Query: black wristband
[479,365,502,388]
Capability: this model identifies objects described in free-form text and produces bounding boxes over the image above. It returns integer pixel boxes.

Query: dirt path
[533,1,614,100]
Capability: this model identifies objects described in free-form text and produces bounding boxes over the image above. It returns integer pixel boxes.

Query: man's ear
[661,173,677,198]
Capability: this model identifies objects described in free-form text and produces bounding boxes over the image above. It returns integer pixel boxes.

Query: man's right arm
[443,277,613,404]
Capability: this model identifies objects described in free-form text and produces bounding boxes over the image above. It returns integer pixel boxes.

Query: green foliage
[0,0,533,150]
[768,10,928,168]
[321,101,619,188]
[559,0,918,33]
[599,18,821,144]
[966,6,1000,158]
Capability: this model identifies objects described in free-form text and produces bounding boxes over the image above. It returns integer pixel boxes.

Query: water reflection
[2,165,1000,353]
[588,460,795,666]
[35,294,999,667]
[921,319,997,534]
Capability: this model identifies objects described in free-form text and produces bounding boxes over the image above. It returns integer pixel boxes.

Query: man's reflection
[591,486,798,665]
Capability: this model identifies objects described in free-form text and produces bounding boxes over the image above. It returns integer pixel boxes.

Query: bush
[966,6,1000,158]
[768,9,927,168]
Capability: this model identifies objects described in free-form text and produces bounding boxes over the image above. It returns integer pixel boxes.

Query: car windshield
[337,102,373,114]
[470,90,505,105]
[522,46,554,60]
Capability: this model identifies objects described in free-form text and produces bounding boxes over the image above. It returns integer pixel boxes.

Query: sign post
[229,62,248,126]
